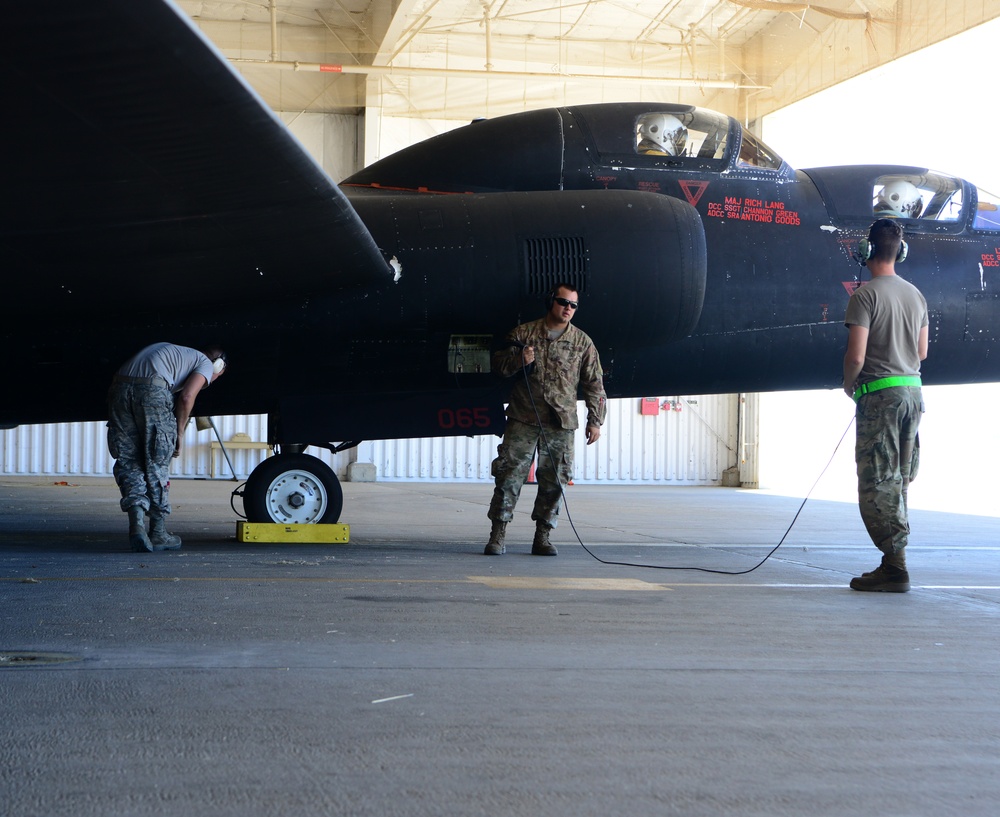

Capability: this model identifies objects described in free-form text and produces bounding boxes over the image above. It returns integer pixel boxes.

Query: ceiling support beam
[229,57,768,90]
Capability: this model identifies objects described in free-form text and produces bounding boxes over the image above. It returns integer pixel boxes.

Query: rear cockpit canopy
[973,188,1000,231]
[872,173,963,222]
[867,172,1000,232]
[802,165,1000,232]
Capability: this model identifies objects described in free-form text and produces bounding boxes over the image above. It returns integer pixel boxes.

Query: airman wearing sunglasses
[484,283,606,556]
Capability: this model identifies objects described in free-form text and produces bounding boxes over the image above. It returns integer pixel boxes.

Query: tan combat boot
[484,521,507,555]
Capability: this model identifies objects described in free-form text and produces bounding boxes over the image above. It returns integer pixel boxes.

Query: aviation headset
[211,352,228,376]
[858,221,908,264]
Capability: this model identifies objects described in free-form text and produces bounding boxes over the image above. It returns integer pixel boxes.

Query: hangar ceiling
[179,0,998,124]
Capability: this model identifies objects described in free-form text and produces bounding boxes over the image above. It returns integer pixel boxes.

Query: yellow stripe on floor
[468,576,668,591]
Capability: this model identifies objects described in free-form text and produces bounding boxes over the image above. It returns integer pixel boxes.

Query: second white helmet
[876,180,923,218]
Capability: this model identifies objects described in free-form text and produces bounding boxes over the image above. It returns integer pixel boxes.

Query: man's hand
[585,424,601,445]
[522,346,535,367]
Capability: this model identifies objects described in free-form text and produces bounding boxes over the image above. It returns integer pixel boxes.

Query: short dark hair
[203,346,227,368]
[868,218,904,263]
[551,282,579,298]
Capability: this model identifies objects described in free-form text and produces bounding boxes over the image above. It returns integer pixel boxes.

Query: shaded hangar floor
[2,477,999,817]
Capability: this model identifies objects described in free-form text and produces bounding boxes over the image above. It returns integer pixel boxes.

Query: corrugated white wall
[0,394,754,486]
[739,391,760,489]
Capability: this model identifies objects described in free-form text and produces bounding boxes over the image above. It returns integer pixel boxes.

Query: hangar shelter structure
[171,0,998,146]
[0,397,750,487]
[3,0,998,490]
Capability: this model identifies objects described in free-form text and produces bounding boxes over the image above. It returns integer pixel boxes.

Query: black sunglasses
[553,296,578,309]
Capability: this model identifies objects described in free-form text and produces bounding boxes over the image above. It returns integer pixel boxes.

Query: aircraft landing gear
[242,453,344,524]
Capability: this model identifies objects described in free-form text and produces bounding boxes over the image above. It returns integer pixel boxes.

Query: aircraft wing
[2,1,391,320]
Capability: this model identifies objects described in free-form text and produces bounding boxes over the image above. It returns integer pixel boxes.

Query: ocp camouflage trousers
[107,382,177,516]
[855,386,923,557]
[488,418,574,526]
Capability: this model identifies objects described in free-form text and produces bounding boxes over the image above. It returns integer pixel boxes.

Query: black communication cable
[515,344,855,574]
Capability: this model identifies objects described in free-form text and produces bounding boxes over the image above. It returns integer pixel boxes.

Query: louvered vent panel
[524,236,588,295]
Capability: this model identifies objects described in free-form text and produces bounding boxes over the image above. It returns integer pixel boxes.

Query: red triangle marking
[679,181,709,207]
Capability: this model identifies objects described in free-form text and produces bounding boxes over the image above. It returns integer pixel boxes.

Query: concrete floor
[1,475,999,817]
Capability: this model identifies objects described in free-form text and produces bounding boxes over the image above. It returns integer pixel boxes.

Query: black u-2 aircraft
[4,1,1000,524]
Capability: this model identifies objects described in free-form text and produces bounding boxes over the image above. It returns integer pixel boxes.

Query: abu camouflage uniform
[107,343,215,518]
[107,381,178,516]
[488,318,606,527]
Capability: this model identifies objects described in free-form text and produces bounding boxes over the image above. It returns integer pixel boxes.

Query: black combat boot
[531,522,557,556]
[851,551,909,592]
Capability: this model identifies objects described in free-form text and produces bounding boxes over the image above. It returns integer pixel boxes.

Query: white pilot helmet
[876,180,923,218]
[638,113,687,156]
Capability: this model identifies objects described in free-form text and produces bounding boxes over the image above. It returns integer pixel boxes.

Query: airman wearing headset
[843,218,928,592]
[484,284,606,556]
[108,342,227,553]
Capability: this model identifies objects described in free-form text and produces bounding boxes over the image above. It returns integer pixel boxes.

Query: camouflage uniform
[107,381,177,516]
[854,387,923,559]
[488,318,606,526]
[845,269,928,576]
[107,343,215,518]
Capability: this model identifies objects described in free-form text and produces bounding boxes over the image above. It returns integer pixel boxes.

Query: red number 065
[438,407,491,429]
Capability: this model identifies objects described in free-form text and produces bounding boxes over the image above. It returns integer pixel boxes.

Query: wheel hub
[243,453,343,525]
[265,472,328,523]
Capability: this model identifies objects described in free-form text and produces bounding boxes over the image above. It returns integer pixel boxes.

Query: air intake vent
[524,236,588,295]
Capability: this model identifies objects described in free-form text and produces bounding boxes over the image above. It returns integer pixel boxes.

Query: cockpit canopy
[631,109,782,171]
[571,104,790,176]
[872,173,962,221]
[805,165,1000,232]
[343,102,795,193]
[873,172,1000,230]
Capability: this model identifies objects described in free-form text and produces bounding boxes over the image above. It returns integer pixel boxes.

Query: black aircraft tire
[243,453,344,524]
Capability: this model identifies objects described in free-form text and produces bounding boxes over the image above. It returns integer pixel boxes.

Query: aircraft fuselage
[342,103,1000,402]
